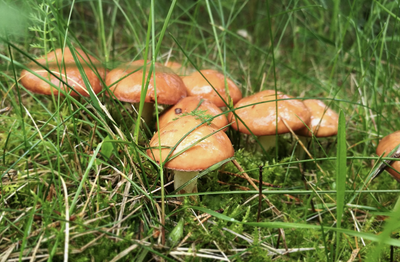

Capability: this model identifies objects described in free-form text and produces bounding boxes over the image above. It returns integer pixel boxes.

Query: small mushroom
[106,60,187,123]
[228,90,311,151]
[376,131,400,182]
[147,115,234,196]
[295,99,339,137]
[20,47,105,97]
[294,99,339,157]
[182,69,242,107]
[158,97,229,131]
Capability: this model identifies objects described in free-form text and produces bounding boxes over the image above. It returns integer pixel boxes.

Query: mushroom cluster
[106,60,187,123]
[228,90,311,151]
[20,47,105,97]
[20,48,345,198]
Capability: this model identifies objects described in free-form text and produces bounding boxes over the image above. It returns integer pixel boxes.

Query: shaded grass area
[1,0,400,261]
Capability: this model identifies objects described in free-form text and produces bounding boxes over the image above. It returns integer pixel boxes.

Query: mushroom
[106,60,187,124]
[294,99,339,157]
[182,69,242,107]
[20,47,105,97]
[158,97,229,131]
[228,90,311,151]
[164,61,190,76]
[147,115,234,195]
[295,99,339,137]
[376,131,400,182]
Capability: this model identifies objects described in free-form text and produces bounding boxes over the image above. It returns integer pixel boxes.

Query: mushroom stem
[295,136,311,160]
[174,171,199,195]
[258,135,277,152]
[134,102,154,126]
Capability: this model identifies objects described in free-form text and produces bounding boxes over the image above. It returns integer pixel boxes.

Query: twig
[347,248,360,262]
[0,106,11,114]
[231,159,281,216]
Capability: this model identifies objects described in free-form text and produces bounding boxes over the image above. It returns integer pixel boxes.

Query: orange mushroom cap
[164,61,190,76]
[182,69,242,107]
[147,115,234,171]
[295,99,339,137]
[376,131,400,182]
[106,60,187,105]
[158,97,228,131]
[228,90,311,136]
[20,47,105,97]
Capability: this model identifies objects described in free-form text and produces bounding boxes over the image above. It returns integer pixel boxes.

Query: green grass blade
[335,110,347,260]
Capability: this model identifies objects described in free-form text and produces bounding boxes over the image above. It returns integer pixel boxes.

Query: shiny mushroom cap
[106,60,187,105]
[376,131,400,181]
[158,97,229,131]
[295,99,339,137]
[228,90,311,136]
[20,47,105,97]
[147,115,234,171]
[182,69,242,107]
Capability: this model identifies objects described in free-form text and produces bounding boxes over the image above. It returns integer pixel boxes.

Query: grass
[1,0,400,261]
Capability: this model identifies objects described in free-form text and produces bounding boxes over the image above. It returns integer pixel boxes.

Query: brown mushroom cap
[158,97,229,131]
[164,61,190,76]
[376,131,400,181]
[295,99,339,137]
[20,47,105,97]
[147,115,234,171]
[228,90,311,136]
[182,69,242,107]
[106,60,187,105]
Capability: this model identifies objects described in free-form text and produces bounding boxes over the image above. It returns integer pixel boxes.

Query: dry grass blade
[116,171,133,237]
[169,251,230,261]
[59,175,70,262]
[0,244,16,262]
[109,244,139,262]
[79,166,101,216]
[29,233,44,262]
[178,214,212,247]
[349,209,365,247]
